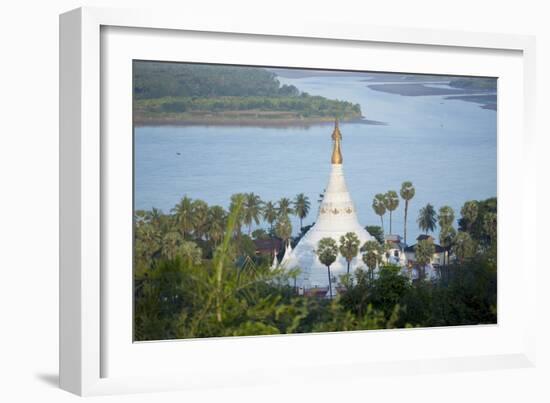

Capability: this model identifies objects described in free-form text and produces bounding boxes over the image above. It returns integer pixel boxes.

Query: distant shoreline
[367,83,497,111]
[367,82,497,97]
[444,94,497,111]
[133,116,387,128]
[369,83,469,97]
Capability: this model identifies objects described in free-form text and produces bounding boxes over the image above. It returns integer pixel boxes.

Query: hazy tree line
[136,94,361,119]
[448,77,497,91]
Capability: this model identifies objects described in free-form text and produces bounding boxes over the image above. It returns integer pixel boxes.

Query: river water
[134,73,496,242]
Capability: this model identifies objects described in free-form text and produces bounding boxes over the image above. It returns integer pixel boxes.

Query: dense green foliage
[134,189,497,341]
[135,95,361,119]
[360,240,385,280]
[135,62,293,99]
[133,62,362,122]
[339,258,496,328]
[365,225,384,244]
[458,197,497,246]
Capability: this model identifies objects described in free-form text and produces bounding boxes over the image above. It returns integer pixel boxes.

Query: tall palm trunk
[389,211,393,234]
[327,265,333,299]
[347,260,351,275]
[404,200,409,244]
[380,216,384,232]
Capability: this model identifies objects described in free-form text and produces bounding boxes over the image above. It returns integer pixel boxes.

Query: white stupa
[284,120,372,288]
[279,241,293,268]
[270,249,279,270]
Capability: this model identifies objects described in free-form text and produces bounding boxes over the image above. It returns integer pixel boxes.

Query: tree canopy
[417,203,437,234]
[134,62,362,122]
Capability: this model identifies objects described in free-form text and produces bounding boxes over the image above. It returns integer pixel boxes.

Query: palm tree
[191,199,209,240]
[135,224,162,264]
[243,193,263,235]
[372,193,387,232]
[251,228,269,240]
[400,181,415,244]
[161,231,182,260]
[461,201,479,233]
[149,207,164,230]
[274,214,292,248]
[437,206,456,265]
[172,196,194,238]
[439,225,456,265]
[293,193,311,230]
[229,193,246,235]
[339,232,360,275]
[360,240,384,281]
[213,194,243,323]
[263,201,278,232]
[316,237,338,299]
[438,205,455,229]
[277,197,293,217]
[417,203,437,235]
[452,231,477,263]
[384,190,399,234]
[207,205,227,246]
[415,239,435,279]
[177,240,202,266]
[483,212,497,244]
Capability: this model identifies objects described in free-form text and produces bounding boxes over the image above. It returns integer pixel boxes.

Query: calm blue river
[135,74,496,242]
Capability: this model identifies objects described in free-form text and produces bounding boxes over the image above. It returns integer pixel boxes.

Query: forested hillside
[133,62,363,125]
[134,62,300,99]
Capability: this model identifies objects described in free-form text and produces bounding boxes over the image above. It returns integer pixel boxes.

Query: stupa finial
[331,118,343,164]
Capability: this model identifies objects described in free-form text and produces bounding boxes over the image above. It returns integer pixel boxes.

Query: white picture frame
[60,6,537,396]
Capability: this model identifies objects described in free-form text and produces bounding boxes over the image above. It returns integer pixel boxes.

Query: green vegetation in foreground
[133,62,362,124]
[134,189,497,341]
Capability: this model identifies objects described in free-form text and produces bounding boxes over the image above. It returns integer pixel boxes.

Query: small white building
[404,235,446,275]
[383,234,408,266]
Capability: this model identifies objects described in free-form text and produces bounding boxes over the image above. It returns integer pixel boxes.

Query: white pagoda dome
[284,120,372,288]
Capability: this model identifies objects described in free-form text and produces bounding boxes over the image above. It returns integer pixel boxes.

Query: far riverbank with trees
[134,62,366,126]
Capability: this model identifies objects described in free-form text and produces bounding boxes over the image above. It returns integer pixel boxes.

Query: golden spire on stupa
[331,118,343,164]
